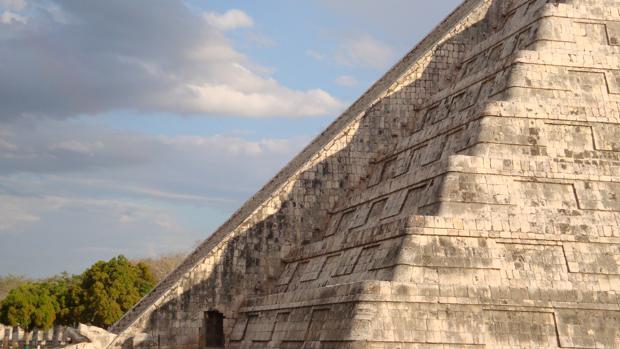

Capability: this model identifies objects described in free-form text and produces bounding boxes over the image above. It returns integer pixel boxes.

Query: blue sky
[0,0,461,277]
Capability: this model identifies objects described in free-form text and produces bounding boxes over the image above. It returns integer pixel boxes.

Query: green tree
[0,255,156,331]
[77,255,155,327]
[0,283,57,348]
[43,274,83,327]
[0,275,30,302]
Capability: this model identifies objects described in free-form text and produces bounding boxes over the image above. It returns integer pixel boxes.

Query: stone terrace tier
[110,0,620,348]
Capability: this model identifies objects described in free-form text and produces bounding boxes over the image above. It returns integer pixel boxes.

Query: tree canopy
[0,255,156,329]
[45,273,83,326]
[78,256,155,327]
[0,283,56,332]
[0,275,30,302]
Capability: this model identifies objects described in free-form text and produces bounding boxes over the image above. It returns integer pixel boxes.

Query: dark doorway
[204,310,225,348]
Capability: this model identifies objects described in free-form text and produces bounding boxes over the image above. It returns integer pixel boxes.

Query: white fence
[0,325,80,348]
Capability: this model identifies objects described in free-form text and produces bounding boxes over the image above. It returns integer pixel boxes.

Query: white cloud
[0,191,198,277]
[317,0,462,42]
[0,10,25,24]
[244,32,276,48]
[334,35,395,68]
[176,83,343,117]
[0,116,310,275]
[0,138,17,151]
[204,9,254,31]
[0,117,307,198]
[0,196,40,232]
[50,140,104,156]
[306,49,326,61]
[44,176,235,205]
[335,75,358,87]
[0,194,169,234]
[309,36,394,69]
[0,0,25,10]
[0,2,342,118]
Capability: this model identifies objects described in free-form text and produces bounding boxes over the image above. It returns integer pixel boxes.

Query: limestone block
[564,242,620,275]
[574,181,620,211]
[556,309,620,348]
[64,324,116,349]
[484,310,558,347]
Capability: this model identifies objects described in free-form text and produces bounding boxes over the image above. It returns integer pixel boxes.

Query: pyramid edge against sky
[110,0,620,348]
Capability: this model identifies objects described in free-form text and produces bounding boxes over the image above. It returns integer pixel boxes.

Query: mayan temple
[108,0,620,348]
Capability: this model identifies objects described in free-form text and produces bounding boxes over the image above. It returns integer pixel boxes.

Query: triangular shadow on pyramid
[109,0,620,348]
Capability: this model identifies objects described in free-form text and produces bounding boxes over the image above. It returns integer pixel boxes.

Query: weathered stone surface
[110,0,620,348]
[64,324,116,349]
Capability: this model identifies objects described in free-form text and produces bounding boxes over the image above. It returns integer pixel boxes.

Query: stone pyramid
[109,0,620,348]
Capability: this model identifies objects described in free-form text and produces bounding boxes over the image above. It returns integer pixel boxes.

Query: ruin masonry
[110,0,620,347]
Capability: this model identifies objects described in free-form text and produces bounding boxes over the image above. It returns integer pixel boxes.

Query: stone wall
[112,0,620,348]
[109,1,495,347]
